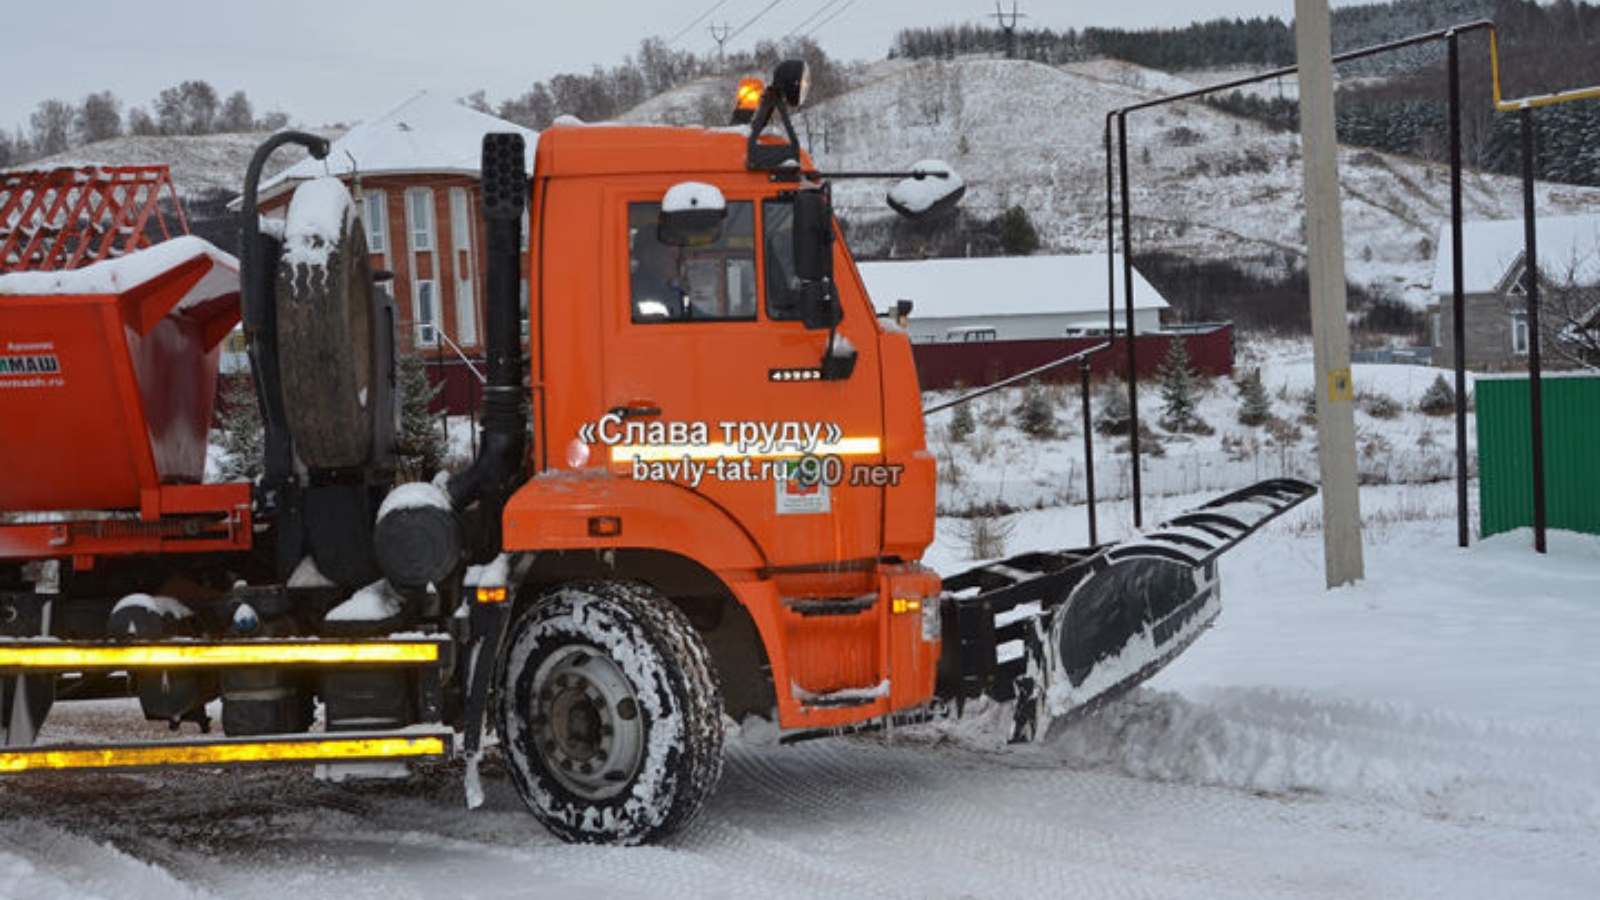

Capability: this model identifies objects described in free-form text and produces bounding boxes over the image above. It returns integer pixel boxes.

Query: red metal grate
[0,165,190,272]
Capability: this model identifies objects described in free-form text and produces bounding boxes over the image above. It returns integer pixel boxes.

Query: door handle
[608,403,662,420]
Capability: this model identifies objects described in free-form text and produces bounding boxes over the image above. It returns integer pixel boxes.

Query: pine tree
[1157,340,1202,432]
[947,401,976,443]
[1095,374,1132,435]
[217,373,264,481]
[1236,367,1272,426]
[1419,373,1456,416]
[1017,382,1056,438]
[998,205,1041,256]
[396,351,445,479]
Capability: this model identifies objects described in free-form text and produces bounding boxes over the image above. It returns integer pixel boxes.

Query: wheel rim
[530,646,645,800]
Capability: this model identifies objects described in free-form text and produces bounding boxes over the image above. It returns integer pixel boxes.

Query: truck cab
[503,122,943,734]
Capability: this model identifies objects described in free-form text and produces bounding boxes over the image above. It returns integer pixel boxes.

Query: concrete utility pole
[1294,0,1364,587]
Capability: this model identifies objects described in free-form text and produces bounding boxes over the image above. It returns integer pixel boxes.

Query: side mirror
[793,190,840,330]
[888,160,966,219]
[657,182,727,246]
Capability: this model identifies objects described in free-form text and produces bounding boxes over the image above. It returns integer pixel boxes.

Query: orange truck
[0,61,1312,844]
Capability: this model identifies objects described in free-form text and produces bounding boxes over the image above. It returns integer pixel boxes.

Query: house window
[362,190,387,256]
[450,188,478,346]
[416,280,439,347]
[1511,311,1529,355]
[407,188,434,251]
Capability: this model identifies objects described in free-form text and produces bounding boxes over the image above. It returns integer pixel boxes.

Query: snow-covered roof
[255,93,536,201]
[0,235,237,308]
[1431,214,1600,296]
[855,254,1168,320]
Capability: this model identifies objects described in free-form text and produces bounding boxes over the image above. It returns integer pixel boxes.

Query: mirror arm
[805,170,952,181]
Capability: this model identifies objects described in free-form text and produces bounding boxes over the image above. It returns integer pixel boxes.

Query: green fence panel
[1476,374,1600,538]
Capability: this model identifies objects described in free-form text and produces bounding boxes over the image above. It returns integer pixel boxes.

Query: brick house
[1429,214,1600,371]
[253,94,537,410]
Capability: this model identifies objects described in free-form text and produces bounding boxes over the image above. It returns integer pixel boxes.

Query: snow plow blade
[935,479,1316,742]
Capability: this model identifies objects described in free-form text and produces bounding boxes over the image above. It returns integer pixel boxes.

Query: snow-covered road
[4,485,1598,900]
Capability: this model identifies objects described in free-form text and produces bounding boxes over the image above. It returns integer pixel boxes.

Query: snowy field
[5,351,1599,899]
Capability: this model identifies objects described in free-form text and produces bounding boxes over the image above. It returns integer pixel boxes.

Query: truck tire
[495,580,724,845]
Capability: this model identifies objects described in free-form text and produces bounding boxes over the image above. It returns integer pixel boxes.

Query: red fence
[910,324,1234,391]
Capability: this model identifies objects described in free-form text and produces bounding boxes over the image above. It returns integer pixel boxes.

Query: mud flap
[0,675,53,747]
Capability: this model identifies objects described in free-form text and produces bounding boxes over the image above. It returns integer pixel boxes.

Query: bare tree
[156,80,220,135]
[499,84,555,129]
[28,99,73,156]
[218,91,255,132]
[75,91,122,145]
[0,129,21,168]
[126,106,159,136]
[1531,248,1600,369]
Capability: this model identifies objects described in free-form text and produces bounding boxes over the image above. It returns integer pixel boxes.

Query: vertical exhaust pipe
[448,134,529,525]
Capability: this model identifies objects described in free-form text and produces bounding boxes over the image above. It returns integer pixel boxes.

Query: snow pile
[376,480,452,521]
[109,594,194,622]
[0,236,237,308]
[886,159,963,217]
[1046,685,1600,829]
[286,555,335,589]
[280,177,353,268]
[324,580,404,623]
[0,823,211,900]
[662,182,725,214]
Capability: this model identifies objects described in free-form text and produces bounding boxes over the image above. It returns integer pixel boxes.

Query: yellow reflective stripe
[0,736,447,773]
[610,437,882,464]
[0,642,441,669]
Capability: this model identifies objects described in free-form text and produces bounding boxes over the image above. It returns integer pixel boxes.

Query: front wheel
[495,581,724,844]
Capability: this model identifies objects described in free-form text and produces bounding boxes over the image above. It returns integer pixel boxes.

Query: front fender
[502,472,768,575]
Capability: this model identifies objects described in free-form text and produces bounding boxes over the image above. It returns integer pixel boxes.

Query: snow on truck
[0,63,1313,844]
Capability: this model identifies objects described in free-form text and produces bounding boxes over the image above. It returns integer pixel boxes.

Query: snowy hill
[632,56,1600,309]
[15,132,337,200]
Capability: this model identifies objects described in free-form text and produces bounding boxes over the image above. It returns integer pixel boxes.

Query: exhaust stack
[375,134,528,589]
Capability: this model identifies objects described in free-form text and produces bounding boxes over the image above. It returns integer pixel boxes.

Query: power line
[668,0,731,45]
[804,0,862,40]
[784,0,847,39]
[726,0,786,45]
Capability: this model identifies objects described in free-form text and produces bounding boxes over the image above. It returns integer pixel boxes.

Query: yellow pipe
[1489,27,1600,112]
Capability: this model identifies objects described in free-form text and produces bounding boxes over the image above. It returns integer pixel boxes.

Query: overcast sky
[3,1,1375,134]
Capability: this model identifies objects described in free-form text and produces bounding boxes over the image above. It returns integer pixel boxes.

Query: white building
[855,254,1169,344]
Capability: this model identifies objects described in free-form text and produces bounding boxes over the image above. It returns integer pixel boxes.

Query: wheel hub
[531,647,644,800]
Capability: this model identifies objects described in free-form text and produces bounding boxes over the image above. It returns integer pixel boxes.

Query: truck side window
[629,201,756,323]
[762,199,801,321]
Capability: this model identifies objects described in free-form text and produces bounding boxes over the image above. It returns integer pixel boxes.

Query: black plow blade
[936,478,1316,742]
